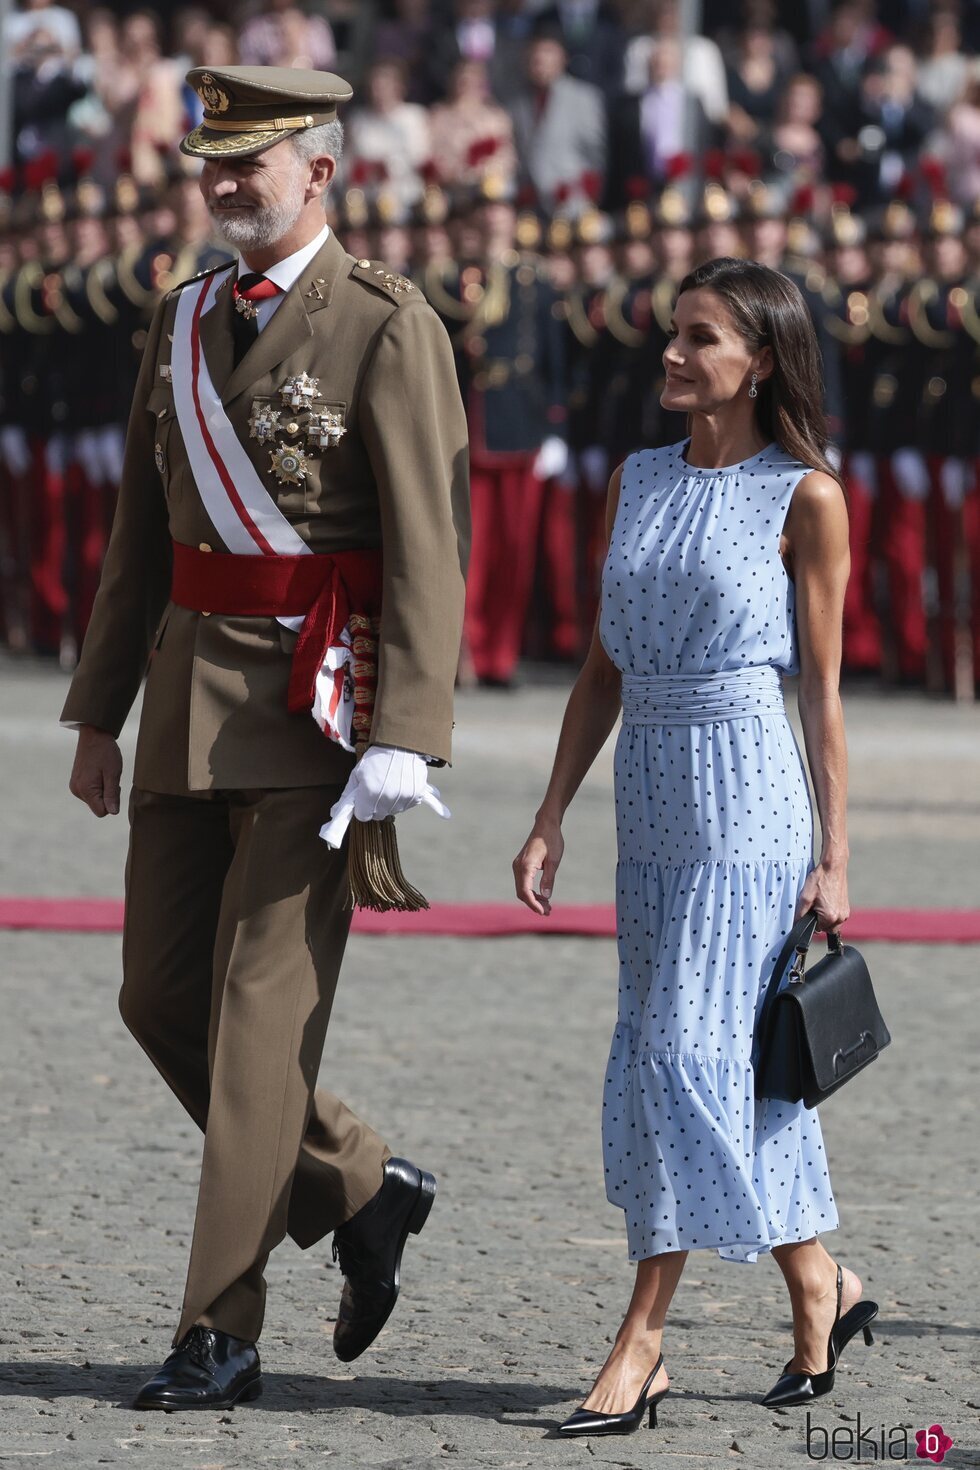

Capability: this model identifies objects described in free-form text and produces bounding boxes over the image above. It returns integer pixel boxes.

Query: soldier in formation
[4,161,980,695]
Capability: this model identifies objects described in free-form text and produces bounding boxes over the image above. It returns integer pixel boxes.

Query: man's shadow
[0,1361,571,1426]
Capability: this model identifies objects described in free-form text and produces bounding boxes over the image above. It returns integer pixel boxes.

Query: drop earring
[748,372,758,399]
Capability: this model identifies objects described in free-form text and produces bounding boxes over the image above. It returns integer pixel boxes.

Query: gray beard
[209,194,306,251]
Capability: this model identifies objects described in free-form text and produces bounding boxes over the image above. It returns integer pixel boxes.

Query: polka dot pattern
[597,440,839,1264]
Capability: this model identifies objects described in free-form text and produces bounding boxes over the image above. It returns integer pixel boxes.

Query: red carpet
[1,897,979,942]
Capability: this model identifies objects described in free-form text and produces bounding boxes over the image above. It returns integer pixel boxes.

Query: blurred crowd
[2,0,980,695]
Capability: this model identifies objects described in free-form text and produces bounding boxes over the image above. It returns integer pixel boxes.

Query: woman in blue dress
[514,258,878,1436]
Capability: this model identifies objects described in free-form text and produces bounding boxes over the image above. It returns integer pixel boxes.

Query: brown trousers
[120,785,390,1346]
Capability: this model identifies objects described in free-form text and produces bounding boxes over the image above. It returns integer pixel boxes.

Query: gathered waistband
[620,666,785,724]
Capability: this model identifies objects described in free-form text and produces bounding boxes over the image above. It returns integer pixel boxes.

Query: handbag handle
[753,911,818,1068]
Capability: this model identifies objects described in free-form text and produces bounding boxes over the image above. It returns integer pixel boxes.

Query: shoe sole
[333,1169,437,1362]
[135,1376,263,1412]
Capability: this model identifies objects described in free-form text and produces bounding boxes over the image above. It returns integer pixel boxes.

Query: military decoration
[234,294,259,322]
[307,407,346,449]
[280,371,320,409]
[154,442,165,474]
[269,442,309,485]
[249,401,281,445]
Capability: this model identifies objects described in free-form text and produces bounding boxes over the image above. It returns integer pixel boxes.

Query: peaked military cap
[181,65,353,160]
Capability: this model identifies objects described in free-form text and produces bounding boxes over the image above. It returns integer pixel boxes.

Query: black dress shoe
[761,1264,879,1408]
[133,1325,262,1411]
[331,1156,436,1362]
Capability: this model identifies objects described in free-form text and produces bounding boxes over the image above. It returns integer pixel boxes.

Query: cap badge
[307,407,346,449]
[269,442,309,485]
[280,371,320,409]
[198,73,231,115]
[249,401,281,445]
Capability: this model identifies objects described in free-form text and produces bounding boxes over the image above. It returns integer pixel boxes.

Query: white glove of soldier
[580,444,608,494]
[319,744,450,849]
[890,448,929,500]
[531,435,569,482]
[0,426,31,477]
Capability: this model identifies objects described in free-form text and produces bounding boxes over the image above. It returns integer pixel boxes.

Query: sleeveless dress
[598,439,839,1263]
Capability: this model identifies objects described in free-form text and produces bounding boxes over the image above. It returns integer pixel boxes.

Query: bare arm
[513,464,624,915]
[785,470,851,931]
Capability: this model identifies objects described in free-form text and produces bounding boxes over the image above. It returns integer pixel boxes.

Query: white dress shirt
[237,221,331,330]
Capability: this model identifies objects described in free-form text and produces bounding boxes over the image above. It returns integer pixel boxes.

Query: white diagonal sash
[169,269,356,750]
[171,269,311,557]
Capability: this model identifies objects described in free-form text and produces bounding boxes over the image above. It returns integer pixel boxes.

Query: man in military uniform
[448,184,567,686]
[63,66,469,1410]
[865,201,927,684]
[909,200,971,692]
[822,206,881,674]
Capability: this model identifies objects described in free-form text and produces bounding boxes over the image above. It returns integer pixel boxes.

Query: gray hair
[292,120,344,209]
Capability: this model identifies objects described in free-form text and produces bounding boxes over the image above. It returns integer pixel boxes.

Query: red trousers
[536,477,580,660]
[876,455,927,681]
[464,460,544,682]
[925,455,980,691]
[64,459,111,649]
[29,438,68,653]
[841,454,881,672]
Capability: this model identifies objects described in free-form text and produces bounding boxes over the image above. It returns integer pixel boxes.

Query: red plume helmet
[703,148,726,182]
[664,153,692,181]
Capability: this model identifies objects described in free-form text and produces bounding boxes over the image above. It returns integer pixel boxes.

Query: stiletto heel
[761,1265,880,1408]
[557,1353,669,1437]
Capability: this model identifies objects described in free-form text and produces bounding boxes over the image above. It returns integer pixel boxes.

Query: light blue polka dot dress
[598,439,839,1263]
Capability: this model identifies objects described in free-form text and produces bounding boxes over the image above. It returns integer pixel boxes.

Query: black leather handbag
[752,912,891,1109]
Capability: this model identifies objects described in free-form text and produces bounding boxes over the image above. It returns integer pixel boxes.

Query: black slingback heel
[557,1353,669,1437]
[762,1263,879,1408]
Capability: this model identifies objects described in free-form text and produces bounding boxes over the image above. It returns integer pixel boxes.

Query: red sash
[170,539,383,723]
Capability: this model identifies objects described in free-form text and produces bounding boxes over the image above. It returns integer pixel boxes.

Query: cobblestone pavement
[1,662,979,1469]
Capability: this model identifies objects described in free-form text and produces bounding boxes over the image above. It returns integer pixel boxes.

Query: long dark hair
[676,257,842,488]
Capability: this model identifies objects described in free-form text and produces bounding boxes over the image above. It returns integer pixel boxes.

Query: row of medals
[249,371,346,486]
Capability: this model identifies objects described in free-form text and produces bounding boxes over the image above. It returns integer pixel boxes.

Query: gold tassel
[345,815,430,913]
[342,611,430,914]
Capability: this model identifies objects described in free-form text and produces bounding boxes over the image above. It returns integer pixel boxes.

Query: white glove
[890,448,929,501]
[0,426,31,477]
[580,444,608,494]
[940,457,969,508]
[319,744,451,849]
[531,435,569,482]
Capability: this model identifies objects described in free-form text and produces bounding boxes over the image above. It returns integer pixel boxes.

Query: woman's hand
[513,816,565,917]
[795,861,850,934]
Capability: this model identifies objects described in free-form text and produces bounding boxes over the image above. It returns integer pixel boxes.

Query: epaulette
[350,257,422,303]
[167,259,235,298]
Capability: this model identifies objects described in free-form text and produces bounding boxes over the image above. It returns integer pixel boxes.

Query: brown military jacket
[61,230,470,791]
